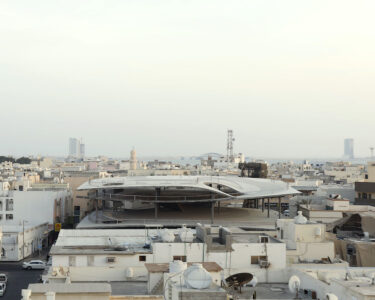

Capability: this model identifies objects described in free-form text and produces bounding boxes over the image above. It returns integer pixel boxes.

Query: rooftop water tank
[326,294,339,300]
[294,211,307,224]
[179,226,194,243]
[169,260,187,273]
[184,263,212,289]
[288,275,300,293]
[159,229,175,242]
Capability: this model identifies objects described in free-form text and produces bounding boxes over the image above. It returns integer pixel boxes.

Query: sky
[1,0,375,159]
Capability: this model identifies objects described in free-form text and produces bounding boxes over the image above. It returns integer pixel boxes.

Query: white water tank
[169,260,187,273]
[184,263,212,289]
[159,229,175,242]
[326,294,338,300]
[288,275,300,293]
[179,226,194,243]
[294,211,307,224]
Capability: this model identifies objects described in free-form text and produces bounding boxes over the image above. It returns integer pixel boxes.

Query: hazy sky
[1,1,375,159]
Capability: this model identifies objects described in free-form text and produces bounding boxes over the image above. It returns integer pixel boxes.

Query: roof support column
[211,201,215,225]
[267,198,270,218]
[155,188,161,219]
[262,198,264,212]
[278,197,282,219]
[218,201,221,214]
[95,198,99,223]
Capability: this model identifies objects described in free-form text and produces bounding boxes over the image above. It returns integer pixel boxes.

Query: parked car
[0,283,6,296]
[22,260,46,270]
[0,274,7,284]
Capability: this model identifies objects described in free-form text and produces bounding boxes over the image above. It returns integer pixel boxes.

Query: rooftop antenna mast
[227,129,235,169]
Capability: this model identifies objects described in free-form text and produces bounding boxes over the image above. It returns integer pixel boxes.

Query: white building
[0,189,71,226]
[48,225,286,284]
[276,212,335,264]
[1,223,49,261]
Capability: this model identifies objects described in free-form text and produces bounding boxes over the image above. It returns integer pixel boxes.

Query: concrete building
[68,138,85,159]
[0,188,71,226]
[47,225,286,284]
[355,161,375,206]
[344,138,354,159]
[130,148,137,171]
[290,266,375,300]
[1,223,49,261]
[276,212,335,264]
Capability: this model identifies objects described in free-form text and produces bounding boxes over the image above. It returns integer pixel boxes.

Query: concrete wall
[30,293,109,300]
[0,190,70,226]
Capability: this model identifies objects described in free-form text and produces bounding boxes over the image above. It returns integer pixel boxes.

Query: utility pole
[22,220,25,259]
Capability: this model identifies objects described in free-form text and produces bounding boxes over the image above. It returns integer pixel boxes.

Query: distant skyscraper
[344,138,354,159]
[69,137,85,158]
[130,148,137,170]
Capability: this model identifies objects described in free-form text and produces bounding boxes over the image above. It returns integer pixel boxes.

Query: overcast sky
[1,1,374,159]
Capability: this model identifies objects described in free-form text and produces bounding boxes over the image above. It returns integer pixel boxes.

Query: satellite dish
[288,275,300,299]
[226,273,253,293]
[326,294,338,300]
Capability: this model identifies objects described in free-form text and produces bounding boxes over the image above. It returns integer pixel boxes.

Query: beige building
[63,176,95,224]
[355,162,375,206]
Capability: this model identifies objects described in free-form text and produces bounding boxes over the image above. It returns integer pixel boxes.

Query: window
[0,201,2,211]
[251,256,267,265]
[107,257,116,263]
[69,256,76,267]
[6,214,13,220]
[6,199,13,211]
[259,236,269,243]
[363,193,368,199]
[0,215,2,221]
[139,255,146,262]
[88,256,95,266]
[173,256,187,262]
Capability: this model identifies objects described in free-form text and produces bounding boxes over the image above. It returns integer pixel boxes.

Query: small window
[6,199,13,211]
[6,214,13,220]
[139,255,146,262]
[88,256,95,266]
[0,215,2,221]
[260,236,269,243]
[0,201,3,211]
[173,256,187,262]
[69,256,76,267]
[251,256,259,264]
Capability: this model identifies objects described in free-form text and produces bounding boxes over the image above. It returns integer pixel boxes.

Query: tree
[0,156,15,163]
[15,157,32,164]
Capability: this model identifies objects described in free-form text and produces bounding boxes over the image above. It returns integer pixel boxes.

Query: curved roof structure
[78,176,300,202]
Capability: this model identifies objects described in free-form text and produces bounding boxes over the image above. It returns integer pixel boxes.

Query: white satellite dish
[326,294,338,300]
[288,275,301,299]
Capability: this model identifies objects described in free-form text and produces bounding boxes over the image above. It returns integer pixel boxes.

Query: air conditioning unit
[259,259,270,268]
[107,257,116,263]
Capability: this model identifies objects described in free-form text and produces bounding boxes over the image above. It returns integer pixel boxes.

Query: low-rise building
[276,212,335,264]
[1,223,49,261]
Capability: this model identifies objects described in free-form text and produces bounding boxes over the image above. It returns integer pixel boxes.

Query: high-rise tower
[344,138,354,159]
[130,148,137,170]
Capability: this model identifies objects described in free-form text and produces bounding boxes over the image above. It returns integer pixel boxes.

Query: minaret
[130,148,137,170]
